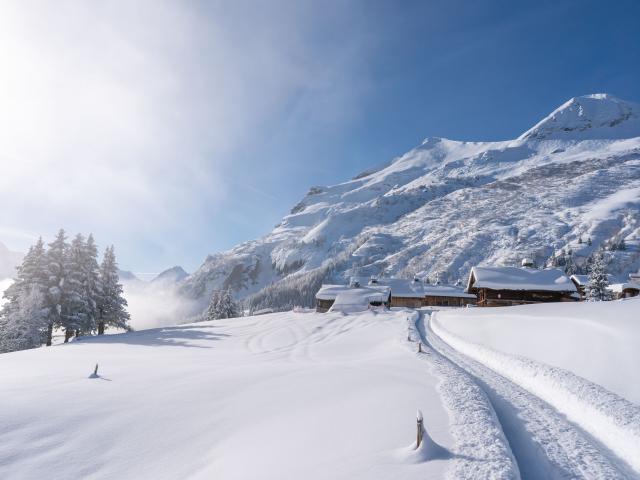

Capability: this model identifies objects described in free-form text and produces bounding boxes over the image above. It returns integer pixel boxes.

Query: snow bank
[432,307,640,474]
[405,312,519,479]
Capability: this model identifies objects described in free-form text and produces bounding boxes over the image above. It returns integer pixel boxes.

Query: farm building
[315,284,391,313]
[467,266,578,307]
[609,282,640,299]
[369,278,476,307]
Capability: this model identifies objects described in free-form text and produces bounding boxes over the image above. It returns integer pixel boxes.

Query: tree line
[0,229,130,353]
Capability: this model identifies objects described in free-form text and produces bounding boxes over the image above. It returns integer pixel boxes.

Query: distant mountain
[0,242,24,280]
[117,269,143,283]
[180,94,640,312]
[151,266,188,285]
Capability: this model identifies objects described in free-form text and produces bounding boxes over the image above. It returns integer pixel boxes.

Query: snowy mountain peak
[519,93,640,141]
[152,266,188,284]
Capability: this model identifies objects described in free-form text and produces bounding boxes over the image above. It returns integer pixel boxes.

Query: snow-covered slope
[181,94,640,312]
[0,309,519,479]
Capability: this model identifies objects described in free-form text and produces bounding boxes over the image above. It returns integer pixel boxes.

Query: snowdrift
[433,300,640,473]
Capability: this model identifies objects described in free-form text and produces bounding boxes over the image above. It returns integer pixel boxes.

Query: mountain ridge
[179,94,640,313]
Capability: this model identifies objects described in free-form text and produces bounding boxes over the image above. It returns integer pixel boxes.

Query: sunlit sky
[1,0,639,274]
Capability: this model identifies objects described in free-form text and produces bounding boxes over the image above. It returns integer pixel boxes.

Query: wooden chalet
[609,282,640,299]
[570,274,589,299]
[370,278,476,308]
[467,266,578,307]
[315,284,391,313]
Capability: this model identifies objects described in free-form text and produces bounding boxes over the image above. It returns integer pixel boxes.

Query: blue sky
[1,0,639,274]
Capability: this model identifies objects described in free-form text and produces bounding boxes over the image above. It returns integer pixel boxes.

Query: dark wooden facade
[475,288,576,307]
[424,295,476,307]
[316,298,335,313]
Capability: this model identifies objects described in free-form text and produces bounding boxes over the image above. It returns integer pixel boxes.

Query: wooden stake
[418,342,422,353]
[93,364,99,376]
[416,409,424,448]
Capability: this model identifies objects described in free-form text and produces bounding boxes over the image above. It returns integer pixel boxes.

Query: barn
[467,266,578,307]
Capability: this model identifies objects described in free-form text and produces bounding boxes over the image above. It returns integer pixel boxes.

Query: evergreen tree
[81,234,101,335]
[587,237,592,246]
[64,234,89,341]
[0,287,48,353]
[43,229,71,345]
[96,246,130,334]
[0,238,49,352]
[206,289,239,320]
[587,251,611,301]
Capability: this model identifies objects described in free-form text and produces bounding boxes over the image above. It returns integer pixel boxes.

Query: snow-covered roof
[570,274,590,286]
[327,287,390,313]
[609,283,640,293]
[369,278,476,298]
[316,284,390,301]
[468,267,577,293]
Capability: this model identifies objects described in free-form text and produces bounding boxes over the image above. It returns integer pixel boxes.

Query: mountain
[117,269,143,284]
[151,266,188,285]
[0,242,24,280]
[180,94,640,312]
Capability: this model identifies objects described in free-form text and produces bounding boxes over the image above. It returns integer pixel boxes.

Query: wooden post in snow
[93,364,99,376]
[416,409,424,448]
[418,342,422,353]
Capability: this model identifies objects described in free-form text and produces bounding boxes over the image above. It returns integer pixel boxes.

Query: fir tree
[586,251,611,301]
[0,287,48,353]
[44,229,69,346]
[206,289,239,320]
[0,238,49,352]
[81,234,101,335]
[64,234,89,341]
[96,246,130,334]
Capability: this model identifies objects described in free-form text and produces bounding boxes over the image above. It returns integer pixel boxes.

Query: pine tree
[0,238,49,352]
[81,234,101,335]
[96,246,130,334]
[64,234,89,341]
[587,251,611,301]
[206,289,239,320]
[0,287,48,353]
[43,229,69,345]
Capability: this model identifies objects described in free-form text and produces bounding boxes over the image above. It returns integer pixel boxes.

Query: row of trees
[205,289,240,321]
[0,229,130,353]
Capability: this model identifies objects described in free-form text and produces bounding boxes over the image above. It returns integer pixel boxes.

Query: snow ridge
[406,311,520,479]
[431,314,640,474]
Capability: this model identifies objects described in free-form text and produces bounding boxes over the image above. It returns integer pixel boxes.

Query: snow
[0,309,519,479]
[431,303,640,474]
[433,300,640,404]
[327,287,389,313]
[371,278,475,298]
[467,266,576,292]
[608,282,640,293]
[181,93,640,314]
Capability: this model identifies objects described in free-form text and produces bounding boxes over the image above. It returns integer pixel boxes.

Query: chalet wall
[476,288,576,307]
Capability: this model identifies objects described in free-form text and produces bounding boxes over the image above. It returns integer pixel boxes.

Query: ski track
[423,310,637,479]
[406,311,520,480]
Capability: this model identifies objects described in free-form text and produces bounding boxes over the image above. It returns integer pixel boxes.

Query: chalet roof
[467,266,577,293]
[609,283,640,293]
[316,284,390,301]
[327,287,390,313]
[369,278,476,298]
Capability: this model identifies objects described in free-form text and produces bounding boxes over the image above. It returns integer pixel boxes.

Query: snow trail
[424,311,637,479]
[405,311,520,479]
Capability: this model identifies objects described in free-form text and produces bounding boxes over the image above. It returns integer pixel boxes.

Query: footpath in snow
[431,301,640,477]
[0,309,515,480]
